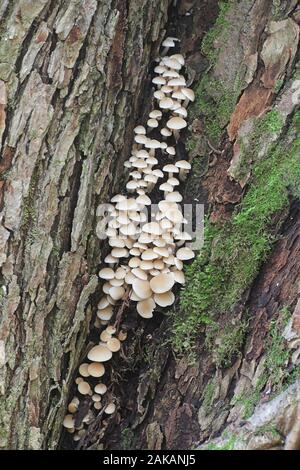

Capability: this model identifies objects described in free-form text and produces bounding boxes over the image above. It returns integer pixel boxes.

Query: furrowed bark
[0,0,171,450]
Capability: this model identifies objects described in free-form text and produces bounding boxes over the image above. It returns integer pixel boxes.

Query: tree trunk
[1,0,300,451]
[0,0,171,450]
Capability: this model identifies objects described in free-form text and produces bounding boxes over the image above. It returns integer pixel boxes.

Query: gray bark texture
[1,0,300,451]
[0,0,170,449]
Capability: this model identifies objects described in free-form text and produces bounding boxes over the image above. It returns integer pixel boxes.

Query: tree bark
[0,0,171,450]
[1,0,300,451]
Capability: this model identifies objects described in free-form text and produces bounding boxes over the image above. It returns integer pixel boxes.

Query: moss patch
[172,112,300,356]
[201,1,231,65]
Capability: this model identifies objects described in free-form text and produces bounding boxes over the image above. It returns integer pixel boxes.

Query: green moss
[172,112,300,355]
[208,320,248,367]
[254,424,282,439]
[204,432,237,450]
[193,73,241,144]
[201,380,216,412]
[232,308,296,419]
[234,109,284,181]
[201,1,231,65]
[121,428,136,450]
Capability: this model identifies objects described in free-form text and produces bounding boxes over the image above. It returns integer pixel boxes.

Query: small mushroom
[166,116,187,140]
[137,297,155,318]
[104,403,116,415]
[87,362,105,378]
[87,345,112,362]
[78,381,91,395]
[150,273,174,294]
[181,87,195,108]
[94,383,107,395]
[176,247,195,260]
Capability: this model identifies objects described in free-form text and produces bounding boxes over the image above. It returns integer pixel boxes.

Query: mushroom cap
[145,139,161,149]
[141,249,159,261]
[132,267,148,280]
[163,164,179,174]
[97,305,113,321]
[159,97,174,109]
[170,53,185,65]
[126,181,139,191]
[153,246,169,257]
[79,363,90,377]
[147,118,159,128]
[162,37,175,47]
[175,160,191,170]
[163,70,180,78]
[181,87,195,102]
[153,259,165,270]
[140,260,154,270]
[115,267,127,279]
[166,116,187,130]
[134,134,148,145]
[87,345,112,362]
[129,256,141,268]
[132,279,152,299]
[174,106,187,117]
[100,330,112,342]
[94,402,102,410]
[163,57,182,70]
[154,291,175,307]
[154,65,167,74]
[166,191,183,202]
[134,125,146,135]
[142,222,163,236]
[152,76,166,86]
[159,182,173,193]
[94,383,107,395]
[104,254,118,265]
[68,402,78,414]
[99,268,115,280]
[168,77,186,87]
[87,362,105,377]
[166,146,176,155]
[111,247,129,258]
[168,177,180,186]
[172,269,186,284]
[172,90,186,100]
[131,159,147,169]
[136,149,149,159]
[63,415,75,429]
[153,169,164,178]
[161,85,173,94]
[161,127,172,137]
[154,90,165,100]
[105,403,116,415]
[150,273,174,293]
[109,237,125,248]
[78,381,91,395]
[165,207,183,224]
[106,325,117,334]
[109,286,125,301]
[98,296,110,309]
[137,297,155,318]
[176,247,195,260]
[149,110,162,119]
[92,394,101,402]
[111,194,126,203]
[145,174,158,184]
[106,337,121,352]
[118,330,127,341]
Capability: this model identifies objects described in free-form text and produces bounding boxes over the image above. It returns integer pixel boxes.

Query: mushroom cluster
[63,37,195,442]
